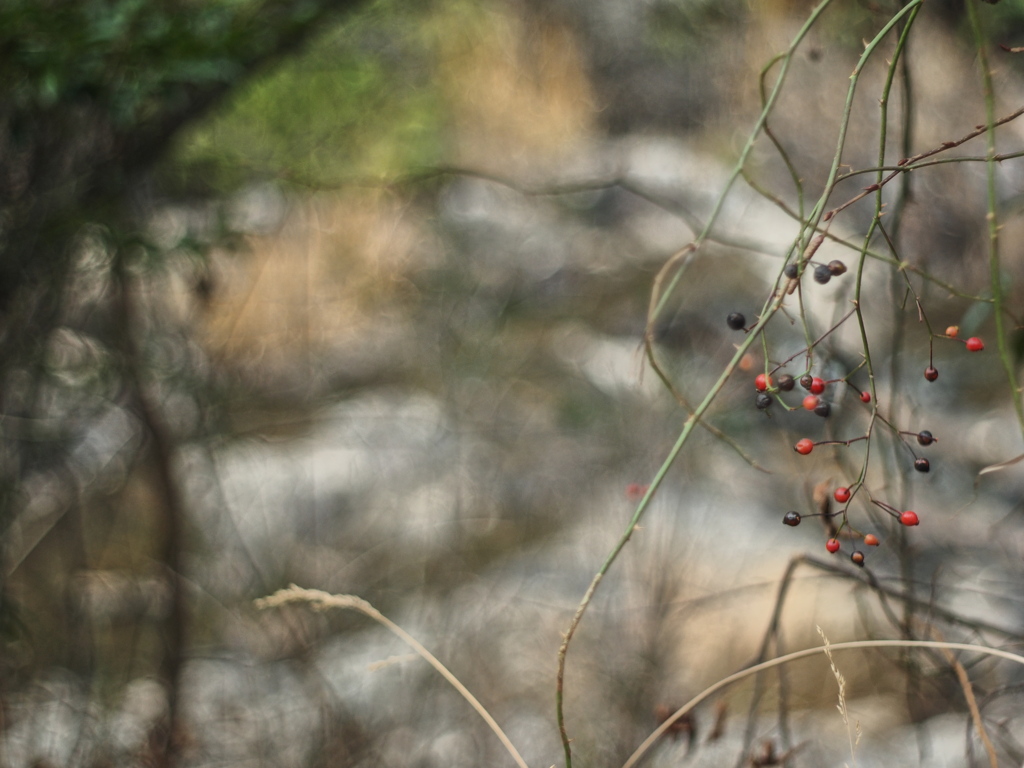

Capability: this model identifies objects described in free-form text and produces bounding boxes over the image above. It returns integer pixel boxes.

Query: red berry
[850,550,865,566]
[626,483,649,500]
[924,366,939,382]
[966,337,984,352]
[899,510,920,526]
[945,325,959,338]
[826,538,841,553]
[864,533,879,546]
[755,373,772,392]
[860,391,871,403]
[794,438,814,455]
[809,377,826,395]
[802,395,820,411]
[834,487,851,503]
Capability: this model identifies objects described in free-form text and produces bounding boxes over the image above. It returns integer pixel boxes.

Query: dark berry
[834,487,851,503]
[814,401,831,417]
[827,259,847,275]
[799,374,814,390]
[813,264,832,284]
[795,438,814,455]
[727,312,746,330]
[783,511,801,526]
[850,550,865,567]
[784,263,799,279]
[914,458,930,473]
[917,430,934,446]
[778,373,795,392]
[826,538,841,553]
[924,366,939,382]
[756,393,772,410]
[966,336,984,352]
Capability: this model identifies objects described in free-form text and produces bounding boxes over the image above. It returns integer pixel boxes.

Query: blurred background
[5,1,1024,766]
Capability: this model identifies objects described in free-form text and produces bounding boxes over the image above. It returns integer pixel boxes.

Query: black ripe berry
[727,312,746,330]
[924,366,939,382]
[917,430,934,446]
[814,401,831,417]
[851,550,865,567]
[799,374,814,390]
[827,259,848,275]
[813,264,832,284]
[914,458,930,473]
[784,263,799,279]
[783,511,801,526]
[777,373,795,392]
[755,393,772,410]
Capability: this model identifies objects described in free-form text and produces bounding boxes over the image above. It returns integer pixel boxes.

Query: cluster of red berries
[923,326,984,381]
[782,494,919,566]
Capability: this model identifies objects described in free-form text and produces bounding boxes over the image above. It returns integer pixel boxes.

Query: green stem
[966,0,1024,436]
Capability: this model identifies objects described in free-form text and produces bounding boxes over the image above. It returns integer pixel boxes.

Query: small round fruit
[784,263,799,279]
[945,325,959,338]
[755,373,771,392]
[917,430,934,446]
[827,259,847,275]
[803,394,820,411]
[756,393,772,410]
[966,336,984,352]
[860,391,871,403]
[810,377,826,395]
[799,374,814,390]
[813,264,832,284]
[899,510,920,526]
[914,457,930,473]
[826,538,841,554]
[834,487,851,504]
[727,312,746,330]
[783,511,801,527]
[851,550,865,567]
[864,533,880,547]
[795,438,815,455]
[778,373,795,392]
[814,401,831,418]
[924,366,939,382]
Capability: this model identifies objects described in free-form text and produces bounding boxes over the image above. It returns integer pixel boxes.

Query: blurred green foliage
[171,1,451,191]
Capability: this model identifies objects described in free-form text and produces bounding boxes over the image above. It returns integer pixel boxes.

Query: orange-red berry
[864,533,879,547]
[851,550,865,566]
[899,510,920,526]
[834,487,851,503]
[795,438,814,455]
[945,325,959,338]
[826,538,841,553]
[966,337,984,352]
[803,395,820,411]
[860,391,871,403]
[755,373,772,392]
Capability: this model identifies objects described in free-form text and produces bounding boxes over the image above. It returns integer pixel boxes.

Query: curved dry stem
[256,585,530,768]
[623,639,1024,768]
